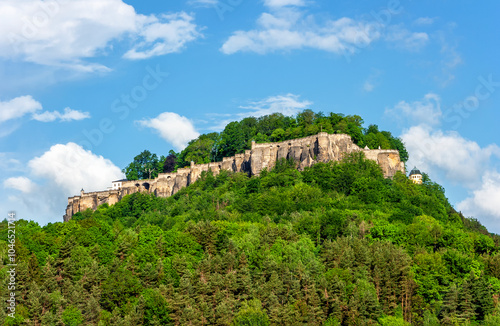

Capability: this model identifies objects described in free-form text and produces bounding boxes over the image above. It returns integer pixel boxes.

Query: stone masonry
[64,132,405,221]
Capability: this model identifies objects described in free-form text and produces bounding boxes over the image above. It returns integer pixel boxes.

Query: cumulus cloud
[386,93,442,127]
[28,142,124,194]
[137,112,200,151]
[1,143,124,224]
[390,92,500,232]
[3,176,36,193]
[0,0,201,70]
[221,10,382,55]
[457,171,500,223]
[0,95,42,123]
[32,107,90,122]
[401,125,500,188]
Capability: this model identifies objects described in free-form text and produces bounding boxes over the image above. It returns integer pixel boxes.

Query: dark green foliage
[162,150,178,173]
[2,150,499,325]
[141,288,172,325]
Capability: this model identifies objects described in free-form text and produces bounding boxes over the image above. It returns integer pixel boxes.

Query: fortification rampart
[63,132,405,221]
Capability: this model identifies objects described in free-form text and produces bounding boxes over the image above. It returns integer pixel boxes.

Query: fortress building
[409,167,423,184]
[64,132,405,221]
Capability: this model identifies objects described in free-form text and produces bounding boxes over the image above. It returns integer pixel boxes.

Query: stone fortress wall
[64,132,405,221]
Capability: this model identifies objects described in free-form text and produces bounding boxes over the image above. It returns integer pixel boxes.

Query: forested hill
[2,151,500,324]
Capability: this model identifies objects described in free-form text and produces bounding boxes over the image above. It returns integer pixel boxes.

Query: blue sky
[1,0,499,232]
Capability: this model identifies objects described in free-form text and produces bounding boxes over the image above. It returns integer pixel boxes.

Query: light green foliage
[62,305,84,326]
[378,315,411,326]
[232,299,270,326]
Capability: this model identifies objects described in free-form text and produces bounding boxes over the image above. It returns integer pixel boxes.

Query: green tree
[62,305,84,326]
[232,299,270,326]
[122,150,160,180]
[141,288,172,325]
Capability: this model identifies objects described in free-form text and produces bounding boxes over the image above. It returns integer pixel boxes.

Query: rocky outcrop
[64,132,405,221]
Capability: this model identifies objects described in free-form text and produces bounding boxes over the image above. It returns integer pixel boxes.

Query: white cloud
[0,153,23,172]
[264,0,306,7]
[391,92,500,232]
[401,125,500,188]
[123,12,201,60]
[240,93,312,117]
[413,17,435,26]
[3,176,36,193]
[137,112,200,151]
[0,95,42,122]
[188,0,218,6]
[32,107,90,122]
[437,36,463,87]
[385,25,429,51]
[362,69,382,93]
[457,171,500,224]
[221,10,382,55]
[0,96,88,135]
[386,93,442,127]
[0,0,201,69]
[221,4,430,56]
[363,82,374,92]
[28,142,124,194]
[1,143,124,224]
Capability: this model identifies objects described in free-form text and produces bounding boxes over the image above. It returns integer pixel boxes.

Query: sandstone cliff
[64,132,405,221]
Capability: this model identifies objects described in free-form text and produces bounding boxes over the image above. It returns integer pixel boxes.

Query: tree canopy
[122,150,165,180]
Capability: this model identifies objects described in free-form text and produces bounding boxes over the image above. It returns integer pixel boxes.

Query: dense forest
[2,113,500,325]
[122,110,408,180]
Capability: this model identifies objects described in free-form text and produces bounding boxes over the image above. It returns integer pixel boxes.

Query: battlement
[64,132,405,221]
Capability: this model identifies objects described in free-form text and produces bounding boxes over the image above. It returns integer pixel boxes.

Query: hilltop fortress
[64,132,405,221]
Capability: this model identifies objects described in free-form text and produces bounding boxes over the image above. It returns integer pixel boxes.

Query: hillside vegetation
[2,114,500,325]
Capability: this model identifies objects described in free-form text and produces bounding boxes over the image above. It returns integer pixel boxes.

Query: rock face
[64,132,405,221]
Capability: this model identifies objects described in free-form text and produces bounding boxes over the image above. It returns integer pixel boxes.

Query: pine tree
[470,272,494,320]
[439,283,459,323]
[457,280,476,322]
[26,281,43,325]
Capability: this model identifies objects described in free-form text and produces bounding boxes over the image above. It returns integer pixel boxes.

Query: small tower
[80,188,85,196]
[409,167,423,184]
